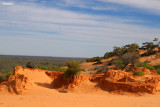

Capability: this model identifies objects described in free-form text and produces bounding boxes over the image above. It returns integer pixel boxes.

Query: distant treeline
[0,55,86,74]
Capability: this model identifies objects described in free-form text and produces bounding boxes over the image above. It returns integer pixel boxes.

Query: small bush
[156,69,160,74]
[136,62,155,70]
[114,60,125,69]
[133,71,145,76]
[154,65,160,70]
[86,57,102,62]
[64,60,81,78]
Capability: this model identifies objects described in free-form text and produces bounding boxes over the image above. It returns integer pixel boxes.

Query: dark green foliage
[140,38,160,56]
[86,57,102,62]
[113,46,124,56]
[104,52,114,58]
[141,51,157,56]
[156,69,160,74]
[141,42,157,50]
[136,62,155,70]
[154,65,160,70]
[64,60,81,78]
[154,65,160,74]
[104,43,139,59]
[26,62,37,69]
[124,43,139,53]
[104,38,160,60]
[114,60,125,69]
[113,43,139,57]
[133,71,145,76]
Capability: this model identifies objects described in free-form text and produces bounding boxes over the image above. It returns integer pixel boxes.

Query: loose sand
[0,88,160,107]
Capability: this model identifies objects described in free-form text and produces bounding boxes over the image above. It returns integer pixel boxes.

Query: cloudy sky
[0,0,160,57]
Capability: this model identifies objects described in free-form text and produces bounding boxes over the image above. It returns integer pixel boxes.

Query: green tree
[104,52,114,58]
[153,38,160,51]
[141,42,156,51]
[113,46,123,56]
[124,43,139,53]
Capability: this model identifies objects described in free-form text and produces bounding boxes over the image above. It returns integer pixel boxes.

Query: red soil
[1,66,160,95]
[91,68,160,94]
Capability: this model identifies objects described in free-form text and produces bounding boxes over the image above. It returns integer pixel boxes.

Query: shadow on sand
[35,82,52,89]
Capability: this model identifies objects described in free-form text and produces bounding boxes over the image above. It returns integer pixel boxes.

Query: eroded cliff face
[1,66,160,95]
[0,66,89,94]
[46,71,89,89]
[91,68,160,94]
[0,67,32,94]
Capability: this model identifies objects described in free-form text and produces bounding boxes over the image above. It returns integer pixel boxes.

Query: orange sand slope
[1,66,160,107]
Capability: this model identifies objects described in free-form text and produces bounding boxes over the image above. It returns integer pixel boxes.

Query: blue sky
[0,0,160,57]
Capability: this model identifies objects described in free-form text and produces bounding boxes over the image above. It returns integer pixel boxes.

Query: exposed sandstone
[0,66,33,94]
[46,71,89,89]
[1,66,160,95]
[92,69,160,94]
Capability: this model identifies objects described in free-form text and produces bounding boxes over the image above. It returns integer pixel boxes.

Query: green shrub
[136,62,155,70]
[156,69,160,74]
[133,71,145,76]
[114,60,125,69]
[155,65,160,74]
[38,66,49,70]
[64,60,81,78]
[86,57,102,62]
[154,65,160,70]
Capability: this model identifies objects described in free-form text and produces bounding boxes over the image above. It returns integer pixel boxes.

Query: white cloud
[99,0,160,14]
[0,2,160,57]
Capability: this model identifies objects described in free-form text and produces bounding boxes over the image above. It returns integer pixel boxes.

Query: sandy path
[1,80,160,107]
[0,91,160,107]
